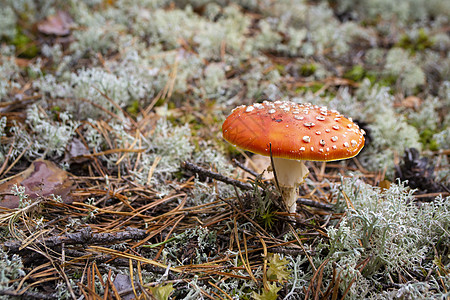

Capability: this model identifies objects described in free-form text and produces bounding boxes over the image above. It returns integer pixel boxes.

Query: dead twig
[3,227,148,253]
[297,198,334,210]
[232,158,260,178]
[181,161,254,191]
[183,161,334,210]
[0,289,57,299]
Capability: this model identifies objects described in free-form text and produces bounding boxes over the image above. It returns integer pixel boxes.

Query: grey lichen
[325,178,450,298]
[0,248,26,290]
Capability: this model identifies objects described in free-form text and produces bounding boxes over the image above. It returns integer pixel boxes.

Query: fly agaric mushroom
[222,101,365,213]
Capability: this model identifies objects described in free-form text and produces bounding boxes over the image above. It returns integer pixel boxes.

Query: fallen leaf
[0,159,74,208]
[66,138,90,163]
[37,11,73,36]
[379,179,391,191]
[113,274,135,300]
[267,253,291,282]
[149,284,175,300]
[402,96,422,110]
[252,283,281,300]
[14,58,32,68]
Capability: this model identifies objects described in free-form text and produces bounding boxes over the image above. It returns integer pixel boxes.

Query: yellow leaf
[267,253,291,282]
[252,283,281,300]
[148,283,175,300]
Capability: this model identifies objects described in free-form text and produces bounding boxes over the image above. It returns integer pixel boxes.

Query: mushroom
[222,101,365,213]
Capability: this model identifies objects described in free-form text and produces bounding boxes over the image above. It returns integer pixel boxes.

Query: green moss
[126,100,140,116]
[344,65,366,82]
[343,66,393,89]
[51,106,61,112]
[419,128,439,151]
[154,97,166,107]
[396,28,434,53]
[167,101,177,110]
[299,63,317,77]
[72,271,83,279]
[260,208,277,230]
[364,72,378,84]
[11,29,39,58]
[295,82,324,94]
[275,64,286,74]
[378,74,398,89]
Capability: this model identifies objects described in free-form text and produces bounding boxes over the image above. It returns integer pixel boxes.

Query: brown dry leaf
[14,58,32,68]
[379,179,391,191]
[113,274,135,300]
[37,11,73,36]
[402,96,423,110]
[66,138,90,163]
[0,159,74,208]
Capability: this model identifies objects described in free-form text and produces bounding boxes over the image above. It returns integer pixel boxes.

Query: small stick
[182,161,334,210]
[4,227,148,253]
[0,289,57,300]
[181,161,253,191]
[232,159,259,178]
[297,198,333,210]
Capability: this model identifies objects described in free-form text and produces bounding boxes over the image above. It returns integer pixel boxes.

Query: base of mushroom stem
[270,157,309,214]
[279,185,298,214]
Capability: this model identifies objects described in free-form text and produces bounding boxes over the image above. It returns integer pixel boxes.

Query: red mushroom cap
[222,101,365,161]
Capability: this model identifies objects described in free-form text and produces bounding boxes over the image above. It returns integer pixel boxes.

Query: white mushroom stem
[271,157,309,213]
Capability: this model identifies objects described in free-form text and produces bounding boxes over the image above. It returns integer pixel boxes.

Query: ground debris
[0,159,74,208]
[395,148,448,197]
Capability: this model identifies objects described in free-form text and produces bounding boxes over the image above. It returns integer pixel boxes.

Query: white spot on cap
[315,131,321,135]
[326,147,330,152]
[311,147,314,151]
[268,109,276,114]
[316,116,325,121]
[303,136,311,143]
[319,139,326,146]
[344,142,350,147]
[294,115,304,120]
[254,103,264,109]
[332,125,339,130]
[245,106,255,112]
[351,140,357,147]
[332,145,337,150]
[331,136,338,142]
[304,122,315,128]
[300,147,305,151]
[334,118,341,121]
[231,105,245,113]
[325,129,331,133]
[348,117,353,122]
[347,124,352,128]
[319,149,324,153]
[281,106,290,112]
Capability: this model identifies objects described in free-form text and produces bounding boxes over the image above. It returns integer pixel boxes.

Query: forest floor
[0,0,449,299]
